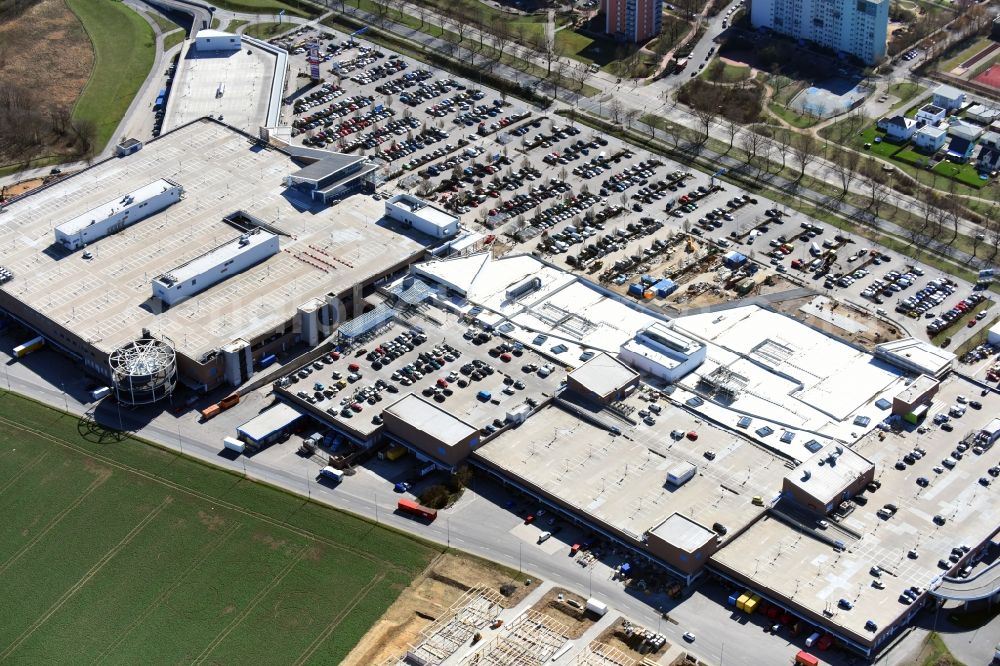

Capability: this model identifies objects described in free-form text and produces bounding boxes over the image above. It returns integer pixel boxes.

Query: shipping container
[794,651,819,666]
[223,436,246,454]
[727,591,741,606]
[259,354,277,368]
[397,498,437,521]
[744,598,758,614]
[585,598,608,616]
[90,386,111,401]
[736,593,750,611]
[200,404,221,420]
[13,336,45,358]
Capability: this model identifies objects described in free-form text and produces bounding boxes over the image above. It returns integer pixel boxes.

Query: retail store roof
[384,393,478,447]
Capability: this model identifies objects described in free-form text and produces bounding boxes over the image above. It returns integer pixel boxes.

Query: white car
[683,632,696,642]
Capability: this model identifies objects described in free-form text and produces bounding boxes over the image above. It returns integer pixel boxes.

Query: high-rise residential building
[750,0,889,64]
[602,0,663,43]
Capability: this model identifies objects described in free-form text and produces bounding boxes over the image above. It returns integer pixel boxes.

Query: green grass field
[244,21,290,39]
[65,0,155,153]
[0,392,440,664]
[163,29,186,53]
[208,0,318,18]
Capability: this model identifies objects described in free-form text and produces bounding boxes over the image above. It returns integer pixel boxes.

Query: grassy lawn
[162,29,186,52]
[931,299,995,345]
[244,21,290,39]
[224,19,249,32]
[932,160,988,188]
[700,59,751,83]
[0,391,440,664]
[857,127,905,157]
[917,633,966,666]
[65,0,155,154]
[938,37,991,72]
[894,146,934,168]
[409,0,550,42]
[207,0,317,18]
[147,10,181,34]
[888,82,925,110]
[767,103,819,128]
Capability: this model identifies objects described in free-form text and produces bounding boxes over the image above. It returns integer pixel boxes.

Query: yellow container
[736,594,750,611]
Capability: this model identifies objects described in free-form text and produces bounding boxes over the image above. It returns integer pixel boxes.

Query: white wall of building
[153,233,279,306]
[55,183,182,251]
[195,30,241,52]
[750,0,889,64]
[385,195,459,239]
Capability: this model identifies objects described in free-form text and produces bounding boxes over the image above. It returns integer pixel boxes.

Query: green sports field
[0,392,441,664]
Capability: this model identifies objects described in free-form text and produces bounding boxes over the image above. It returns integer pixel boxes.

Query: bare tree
[791,133,818,181]
[774,131,791,172]
[694,108,714,145]
[609,98,624,124]
[724,119,739,153]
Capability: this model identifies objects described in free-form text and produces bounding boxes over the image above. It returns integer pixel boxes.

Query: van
[538,531,552,543]
[319,466,344,483]
[804,632,821,648]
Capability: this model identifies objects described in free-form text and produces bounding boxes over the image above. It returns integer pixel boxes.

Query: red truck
[397,499,438,521]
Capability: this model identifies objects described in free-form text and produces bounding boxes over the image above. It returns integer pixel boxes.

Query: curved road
[932,559,1000,601]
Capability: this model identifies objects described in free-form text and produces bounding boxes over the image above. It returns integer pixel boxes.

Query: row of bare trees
[0,82,96,168]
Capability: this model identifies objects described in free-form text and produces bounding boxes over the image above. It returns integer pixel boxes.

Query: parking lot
[267,25,989,355]
[275,310,564,442]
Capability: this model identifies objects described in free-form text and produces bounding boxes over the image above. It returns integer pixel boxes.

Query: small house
[976,131,1000,173]
[932,84,966,112]
[946,121,983,163]
[877,115,917,142]
[913,125,947,154]
[915,104,946,127]
[965,104,1000,125]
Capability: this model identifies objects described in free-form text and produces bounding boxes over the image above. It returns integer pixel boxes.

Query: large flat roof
[473,396,778,543]
[157,229,276,286]
[784,442,874,506]
[875,337,956,374]
[711,375,1000,643]
[163,40,277,133]
[649,513,715,552]
[672,306,905,440]
[568,352,638,399]
[384,393,478,447]
[0,119,427,358]
[237,402,303,442]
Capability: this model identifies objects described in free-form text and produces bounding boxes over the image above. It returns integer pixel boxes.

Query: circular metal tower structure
[108,338,177,405]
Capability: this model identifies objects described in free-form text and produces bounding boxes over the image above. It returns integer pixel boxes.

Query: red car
[968,318,977,328]
[524,515,535,524]
[436,378,449,388]
[686,431,699,441]
[500,353,512,362]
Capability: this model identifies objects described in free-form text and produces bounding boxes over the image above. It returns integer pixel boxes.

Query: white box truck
[805,631,821,648]
[223,436,246,454]
[319,466,344,483]
[585,598,608,617]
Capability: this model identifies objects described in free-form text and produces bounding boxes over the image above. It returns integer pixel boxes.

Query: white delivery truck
[223,436,246,454]
[319,466,344,483]
[585,598,609,617]
[804,631,821,648]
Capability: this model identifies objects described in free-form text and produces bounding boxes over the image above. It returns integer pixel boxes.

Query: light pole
[374,491,379,524]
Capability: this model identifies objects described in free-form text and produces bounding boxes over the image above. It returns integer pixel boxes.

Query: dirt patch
[669,272,798,311]
[528,587,595,639]
[596,617,671,661]
[341,553,541,666]
[0,0,94,165]
[770,294,902,349]
[2,178,45,197]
